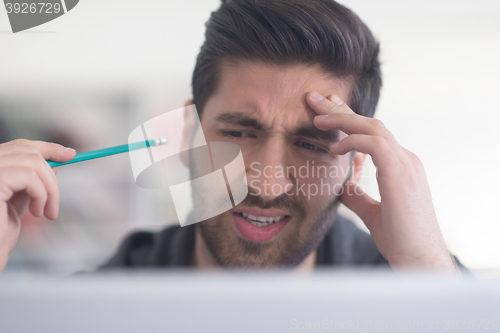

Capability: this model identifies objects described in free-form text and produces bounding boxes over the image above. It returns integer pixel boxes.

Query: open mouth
[238,212,287,227]
[232,210,291,242]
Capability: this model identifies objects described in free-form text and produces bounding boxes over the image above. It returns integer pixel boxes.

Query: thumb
[341,181,380,231]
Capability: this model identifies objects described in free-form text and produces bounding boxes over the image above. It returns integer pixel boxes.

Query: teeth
[240,213,286,227]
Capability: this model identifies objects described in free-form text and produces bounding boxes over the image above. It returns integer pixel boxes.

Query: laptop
[0,269,498,332]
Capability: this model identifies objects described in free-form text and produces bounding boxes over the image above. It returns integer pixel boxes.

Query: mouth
[232,210,291,242]
[239,212,286,227]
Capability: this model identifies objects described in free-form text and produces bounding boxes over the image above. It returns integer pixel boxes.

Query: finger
[330,134,403,177]
[340,181,380,232]
[314,113,395,142]
[0,152,60,220]
[3,139,76,163]
[43,175,60,220]
[29,141,76,163]
[307,91,353,116]
[308,92,395,141]
[0,167,47,218]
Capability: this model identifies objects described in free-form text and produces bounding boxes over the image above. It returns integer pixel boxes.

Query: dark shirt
[101,214,468,273]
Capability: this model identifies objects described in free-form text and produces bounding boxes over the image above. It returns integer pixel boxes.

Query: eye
[297,141,319,151]
[221,130,254,139]
[295,141,330,155]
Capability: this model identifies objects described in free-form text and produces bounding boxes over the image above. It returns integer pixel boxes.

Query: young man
[0,0,465,274]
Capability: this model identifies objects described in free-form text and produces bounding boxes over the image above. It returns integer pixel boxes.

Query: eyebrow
[215,112,339,143]
[215,112,267,131]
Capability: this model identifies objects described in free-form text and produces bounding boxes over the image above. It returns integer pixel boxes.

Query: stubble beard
[196,191,340,269]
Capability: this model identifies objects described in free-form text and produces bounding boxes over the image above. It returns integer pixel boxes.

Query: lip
[233,207,291,218]
[232,211,290,242]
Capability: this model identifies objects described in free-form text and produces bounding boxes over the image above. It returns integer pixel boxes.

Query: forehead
[202,61,350,127]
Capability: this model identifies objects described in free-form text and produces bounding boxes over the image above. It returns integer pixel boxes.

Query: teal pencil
[47,137,168,167]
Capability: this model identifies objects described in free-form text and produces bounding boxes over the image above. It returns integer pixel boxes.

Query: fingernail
[331,95,344,106]
[315,114,329,120]
[310,91,324,101]
[66,147,76,154]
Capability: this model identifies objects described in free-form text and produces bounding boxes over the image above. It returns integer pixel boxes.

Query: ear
[180,99,195,167]
[349,151,366,185]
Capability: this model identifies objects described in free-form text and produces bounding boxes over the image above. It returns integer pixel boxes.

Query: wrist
[387,249,460,274]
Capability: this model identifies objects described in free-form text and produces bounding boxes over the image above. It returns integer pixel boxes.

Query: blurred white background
[0,0,498,276]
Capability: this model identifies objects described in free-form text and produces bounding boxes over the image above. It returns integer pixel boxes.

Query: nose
[246,138,294,201]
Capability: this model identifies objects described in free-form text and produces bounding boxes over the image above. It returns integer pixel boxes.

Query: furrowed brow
[215,112,266,131]
[292,125,340,144]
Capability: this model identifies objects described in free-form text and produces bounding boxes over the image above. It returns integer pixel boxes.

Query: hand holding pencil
[0,139,74,272]
[0,138,167,273]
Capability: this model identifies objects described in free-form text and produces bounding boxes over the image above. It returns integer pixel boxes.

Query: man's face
[195,61,352,267]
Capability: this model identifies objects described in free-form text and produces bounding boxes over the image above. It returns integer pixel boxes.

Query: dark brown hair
[192,0,382,118]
